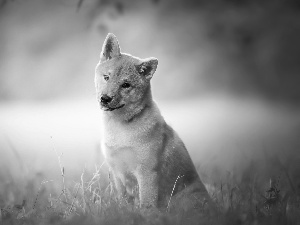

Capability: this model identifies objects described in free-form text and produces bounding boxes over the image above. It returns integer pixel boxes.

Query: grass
[0,150,299,225]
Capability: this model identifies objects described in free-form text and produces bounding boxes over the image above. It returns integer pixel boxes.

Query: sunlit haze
[0,0,300,205]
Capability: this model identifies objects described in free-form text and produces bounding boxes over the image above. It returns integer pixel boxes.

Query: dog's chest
[101,121,148,171]
[102,118,161,164]
[102,120,143,157]
[103,120,141,146]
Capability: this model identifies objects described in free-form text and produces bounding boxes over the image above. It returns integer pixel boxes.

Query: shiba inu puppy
[95,33,213,212]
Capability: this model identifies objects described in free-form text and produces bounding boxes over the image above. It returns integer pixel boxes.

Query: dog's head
[95,33,158,114]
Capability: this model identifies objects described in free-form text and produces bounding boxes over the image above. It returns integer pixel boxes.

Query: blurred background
[0,0,300,203]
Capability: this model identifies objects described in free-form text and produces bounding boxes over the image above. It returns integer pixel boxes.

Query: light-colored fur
[95,33,213,211]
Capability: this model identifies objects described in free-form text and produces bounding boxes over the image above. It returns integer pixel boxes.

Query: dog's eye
[103,75,109,81]
[121,82,131,88]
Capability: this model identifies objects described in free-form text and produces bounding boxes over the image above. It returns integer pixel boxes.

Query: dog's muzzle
[98,94,124,111]
[102,104,125,111]
[100,94,113,105]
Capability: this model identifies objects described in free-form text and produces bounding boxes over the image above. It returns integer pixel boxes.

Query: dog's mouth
[102,104,125,111]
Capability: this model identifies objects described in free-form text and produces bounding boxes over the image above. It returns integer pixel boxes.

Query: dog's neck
[101,86,154,124]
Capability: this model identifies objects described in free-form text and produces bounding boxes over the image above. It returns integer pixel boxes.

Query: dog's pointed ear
[100,33,121,63]
[136,57,158,80]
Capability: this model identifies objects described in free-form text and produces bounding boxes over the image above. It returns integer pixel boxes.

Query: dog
[95,33,214,212]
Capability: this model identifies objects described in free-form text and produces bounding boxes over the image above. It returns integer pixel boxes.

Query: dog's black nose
[100,95,113,104]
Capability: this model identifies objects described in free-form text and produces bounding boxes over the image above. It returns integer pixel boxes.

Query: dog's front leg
[110,170,126,200]
[136,167,158,208]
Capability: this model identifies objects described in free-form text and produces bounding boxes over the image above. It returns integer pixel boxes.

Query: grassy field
[0,151,299,225]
